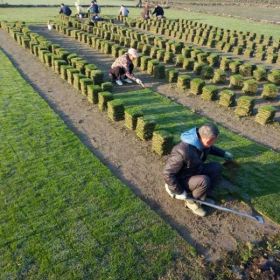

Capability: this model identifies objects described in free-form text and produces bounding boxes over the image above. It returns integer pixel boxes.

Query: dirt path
[0,27,279,262]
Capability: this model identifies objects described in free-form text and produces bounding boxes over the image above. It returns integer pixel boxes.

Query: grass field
[0,49,204,278]
[111,88,280,223]
[1,0,135,5]
[0,6,279,38]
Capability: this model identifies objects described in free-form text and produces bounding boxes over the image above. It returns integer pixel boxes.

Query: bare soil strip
[0,27,279,261]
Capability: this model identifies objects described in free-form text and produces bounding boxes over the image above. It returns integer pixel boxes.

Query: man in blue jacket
[59,3,72,16]
[163,123,233,217]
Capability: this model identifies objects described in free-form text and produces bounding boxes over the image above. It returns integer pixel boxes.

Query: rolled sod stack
[147,59,159,75]
[87,85,102,104]
[177,75,191,90]
[101,82,113,92]
[201,85,219,101]
[230,74,244,89]
[261,83,278,99]
[136,117,156,140]
[153,63,165,79]
[212,69,226,84]
[219,89,235,107]
[255,105,276,125]
[242,79,258,95]
[151,130,174,156]
[253,67,267,81]
[91,70,104,85]
[234,96,255,117]
[98,91,114,112]
[268,70,280,85]
[80,78,93,96]
[107,100,125,121]
[73,73,86,90]
[190,78,205,95]
[124,107,143,130]
[166,69,179,83]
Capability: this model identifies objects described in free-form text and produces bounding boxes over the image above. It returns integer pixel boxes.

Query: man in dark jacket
[163,123,233,217]
[59,3,72,16]
[152,4,164,18]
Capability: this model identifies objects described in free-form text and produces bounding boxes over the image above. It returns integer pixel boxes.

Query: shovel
[185,198,264,224]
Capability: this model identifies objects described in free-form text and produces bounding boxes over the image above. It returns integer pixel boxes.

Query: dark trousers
[109,64,134,81]
[186,162,222,200]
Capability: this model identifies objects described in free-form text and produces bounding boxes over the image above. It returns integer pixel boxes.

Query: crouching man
[163,123,233,217]
[109,48,144,87]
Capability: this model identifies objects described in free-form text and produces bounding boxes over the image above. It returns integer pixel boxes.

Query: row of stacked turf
[0,21,115,102]
[56,15,280,86]
[53,16,279,125]
[122,17,280,65]
[0,21,181,156]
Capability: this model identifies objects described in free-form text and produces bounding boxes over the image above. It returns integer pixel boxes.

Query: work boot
[165,184,187,200]
[185,200,206,217]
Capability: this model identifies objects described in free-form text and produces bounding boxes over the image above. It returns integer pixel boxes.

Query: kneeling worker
[163,123,233,217]
[109,48,144,87]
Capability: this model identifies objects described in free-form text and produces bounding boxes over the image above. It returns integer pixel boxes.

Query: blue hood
[180,127,204,151]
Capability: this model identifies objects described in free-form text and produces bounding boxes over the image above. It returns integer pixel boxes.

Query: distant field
[1,0,135,5]
[0,6,280,39]
[183,4,280,23]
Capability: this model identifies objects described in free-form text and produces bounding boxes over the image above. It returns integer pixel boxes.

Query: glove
[224,151,234,161]
[136,78,145,88]
[135,78,142,85]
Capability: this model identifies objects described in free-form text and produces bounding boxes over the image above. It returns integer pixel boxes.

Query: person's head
[128,48,139,60]
[61,3,64,7]
[198,123,219,148]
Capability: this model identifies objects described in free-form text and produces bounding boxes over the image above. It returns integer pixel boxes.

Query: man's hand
[136,78,145,88]
[224,151,234,161]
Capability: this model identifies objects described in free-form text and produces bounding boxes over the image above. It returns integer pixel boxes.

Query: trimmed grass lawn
[114,88,280,223]
[0,50,202,278]
[0,6,279,38]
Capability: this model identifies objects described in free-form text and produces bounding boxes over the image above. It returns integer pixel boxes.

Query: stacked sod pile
[124,107,143,130]
[177,75,191,90]
[242,79,258,95]
[268,70,280,85]
[261,84,279,99]
[235,96,255,117]
[87,84,102,104]
[219,90,235,107]
[151,130,174,156]
[136,117,156,140]
[201,85,219,101]
[212,69,226,84]
[107,100,125,121]
[166,69,179,83]
[98,91,113,112]
[255,105,277,125]
[230,74,244,89]
[190,78,205,95]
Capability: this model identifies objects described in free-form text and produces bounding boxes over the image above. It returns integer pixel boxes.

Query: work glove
[224,151,234,161]
[135,78,145,88]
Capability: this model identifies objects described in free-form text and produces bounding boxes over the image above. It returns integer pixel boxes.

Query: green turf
[0,6,279,38]
[113,88,280,223]
[0,49,204,278]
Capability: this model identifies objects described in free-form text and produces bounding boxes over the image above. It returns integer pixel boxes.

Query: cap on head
[128,48,139,58]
